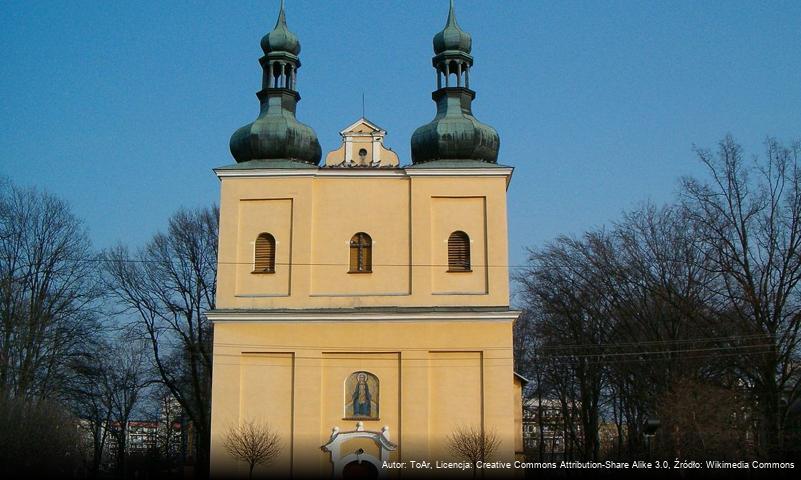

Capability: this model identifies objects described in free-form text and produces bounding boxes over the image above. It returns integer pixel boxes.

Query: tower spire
[411,1,499,165]
[229,2,321,165]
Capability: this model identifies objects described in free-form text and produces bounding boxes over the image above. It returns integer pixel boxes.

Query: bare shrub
[224,420,282,479]
[447,425,500,478]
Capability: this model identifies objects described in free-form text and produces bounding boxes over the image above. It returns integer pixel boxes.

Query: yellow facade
[214,169,511,309]
[208,165,521,477]
[209,2,522,477]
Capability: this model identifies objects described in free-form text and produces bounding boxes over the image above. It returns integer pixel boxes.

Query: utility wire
[208,332,776,352]
[211,341,774,358]
[211,348,775,368]
[53,257,536,268]
[535,333,772,350]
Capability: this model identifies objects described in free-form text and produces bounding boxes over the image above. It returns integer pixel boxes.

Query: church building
[208,2,523,477]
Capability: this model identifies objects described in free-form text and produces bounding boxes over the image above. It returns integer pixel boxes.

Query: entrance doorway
[342,460,379,480]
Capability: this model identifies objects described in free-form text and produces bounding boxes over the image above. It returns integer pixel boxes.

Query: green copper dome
[260,1,300,56]
[229,2,321,166]
[411,89,499,164]
[230,91,321,164]
[433,1,471,55]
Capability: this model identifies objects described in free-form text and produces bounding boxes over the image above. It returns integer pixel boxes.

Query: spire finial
[262,0,300,56]
[276,0,287,27]
[433,0,471,55]
[446,0,456,26]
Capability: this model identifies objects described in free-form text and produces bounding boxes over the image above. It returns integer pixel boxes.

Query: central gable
[324,117,400,168]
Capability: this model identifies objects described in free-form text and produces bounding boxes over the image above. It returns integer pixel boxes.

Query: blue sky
[2,0,800,271]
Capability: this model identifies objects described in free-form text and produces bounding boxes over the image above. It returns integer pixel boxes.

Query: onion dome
[260,1,300,56]
[229,92,321,164]
[411,1,499,165]
[229,1,321,166]
[433,0,471,55]
[410,90,499,164]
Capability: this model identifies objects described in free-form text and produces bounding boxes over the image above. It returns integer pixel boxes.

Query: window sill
[447,269,473,273]
[343,417,380,421]
[347,270,373,274]
[251,270,276,274]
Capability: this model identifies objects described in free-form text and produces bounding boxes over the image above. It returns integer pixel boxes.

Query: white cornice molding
[215,167,514,183]
[404,167,513,177]
[207,309,521,323]
[214,168,318,179]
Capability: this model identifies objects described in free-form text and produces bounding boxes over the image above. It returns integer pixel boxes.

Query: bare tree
[68,335,154,476]
[447,425,500,479]
[224,420,282,479]
[0,179,102,399]
[148,384,184,468]
[105,337,154,475]
[516,201,757,460]
[682,136,801,457]
[513,310,551,461]
[655,377,753,460]
[69,343,115,477]
[102,205,218,475]
[604,203,724,456]
[514,136,801,461]
[516,232,615,460]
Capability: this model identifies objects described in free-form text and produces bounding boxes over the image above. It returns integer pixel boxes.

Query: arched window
[254,233,276,273]
[448,231,471,272]
[349,232,372,273]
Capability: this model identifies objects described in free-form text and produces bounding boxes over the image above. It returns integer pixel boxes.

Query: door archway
[321,422,397,479]
[343,460,379,480]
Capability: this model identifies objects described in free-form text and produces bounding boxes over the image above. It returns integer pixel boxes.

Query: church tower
[209,2,523,477]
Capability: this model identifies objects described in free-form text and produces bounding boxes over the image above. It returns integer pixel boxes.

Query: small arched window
[349,233,372,273]
[448,231,471,272]
[254,233,276,273]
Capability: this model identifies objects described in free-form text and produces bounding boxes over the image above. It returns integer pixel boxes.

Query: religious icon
[345,371,379,419]
[352,373,371,416]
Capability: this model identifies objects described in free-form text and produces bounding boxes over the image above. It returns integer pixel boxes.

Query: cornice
[214,166,514,186]
[207,308,521,323]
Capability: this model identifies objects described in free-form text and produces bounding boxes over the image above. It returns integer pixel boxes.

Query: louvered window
[448,231,471,272]
[349,232,372,273]
[253,233,276,273]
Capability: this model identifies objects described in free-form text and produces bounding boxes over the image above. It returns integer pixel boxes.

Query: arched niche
[344,371,379,419]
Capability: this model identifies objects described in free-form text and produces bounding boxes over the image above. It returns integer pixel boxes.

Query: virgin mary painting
[345,371,378,418]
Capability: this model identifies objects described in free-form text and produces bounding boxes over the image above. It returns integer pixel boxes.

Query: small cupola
[432,1,472,55]
[260,3,300,56]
